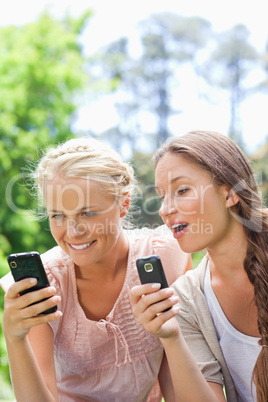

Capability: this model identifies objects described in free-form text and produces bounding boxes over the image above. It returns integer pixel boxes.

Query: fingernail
[29,278,37,284]
[151,283,161,289]
[55,311,62,317]
[173,305,180,313]
[52,296,60,303]
[170,296,179,303]
[165,288,174,296]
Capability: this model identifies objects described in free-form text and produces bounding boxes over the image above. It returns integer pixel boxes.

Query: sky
[1,0,268,153]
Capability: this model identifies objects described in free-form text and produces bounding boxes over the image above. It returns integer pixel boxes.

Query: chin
[177,239,206,255]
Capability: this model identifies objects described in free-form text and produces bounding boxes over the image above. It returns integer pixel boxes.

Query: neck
[75,231,129,281]
[207,222,248,279]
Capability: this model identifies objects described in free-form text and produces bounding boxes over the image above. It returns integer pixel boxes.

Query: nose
[67,218,87,238]
[159,196,177,219]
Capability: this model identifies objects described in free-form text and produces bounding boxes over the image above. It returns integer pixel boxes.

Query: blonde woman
[0,138,191,402]
[131,131,268,402]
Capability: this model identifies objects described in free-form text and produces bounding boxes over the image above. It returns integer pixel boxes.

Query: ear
[120,193,131,218]
[225,188,240,208]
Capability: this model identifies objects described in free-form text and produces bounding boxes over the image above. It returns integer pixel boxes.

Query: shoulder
[41,246,73,291]
[126,225,190,284]
[126,225,184,251]
[172,255,208,298]
[171,256,209,325]
[41,246,71,269]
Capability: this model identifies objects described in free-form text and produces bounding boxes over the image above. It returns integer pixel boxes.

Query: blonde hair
[34,137,135,209]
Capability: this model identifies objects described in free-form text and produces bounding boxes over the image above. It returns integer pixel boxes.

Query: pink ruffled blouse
[1,226,189,401]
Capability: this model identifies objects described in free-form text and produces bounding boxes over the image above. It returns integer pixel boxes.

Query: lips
[167,221,189,239]
[69,241,95,250]
[171,223,189,233]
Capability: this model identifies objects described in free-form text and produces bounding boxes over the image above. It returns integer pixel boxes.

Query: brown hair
[154,130,268,402]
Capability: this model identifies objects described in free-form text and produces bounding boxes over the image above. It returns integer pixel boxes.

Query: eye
[177,187,189,196]
[157,194,165,203]
[81,211,96,217]
[51,214,64,220]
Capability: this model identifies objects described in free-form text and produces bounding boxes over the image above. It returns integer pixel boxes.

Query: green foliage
[251,139,268,206]
[0,9,91,255]
[0,8,267,394]
[0,8,92,385]
[131,151,162,228]
[202,24,259,143]
[192,251,205,268]
[91,14,266,157]
[91,14,212,152]
[0,250,13,396]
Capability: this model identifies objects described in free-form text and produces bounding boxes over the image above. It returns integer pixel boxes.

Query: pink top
[1,226,189,402]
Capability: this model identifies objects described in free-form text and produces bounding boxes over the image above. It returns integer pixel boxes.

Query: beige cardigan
[172,256,238,402]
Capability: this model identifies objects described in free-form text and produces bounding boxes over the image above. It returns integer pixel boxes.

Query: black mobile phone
[136,255,170,312]
[136,255,169,289]
[7,251,57,315]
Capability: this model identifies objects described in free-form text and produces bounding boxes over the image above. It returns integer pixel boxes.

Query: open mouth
[171,223,189,233]
[70,241,96,250]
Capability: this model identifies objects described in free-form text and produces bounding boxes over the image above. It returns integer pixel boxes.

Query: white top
[204,265,261,402]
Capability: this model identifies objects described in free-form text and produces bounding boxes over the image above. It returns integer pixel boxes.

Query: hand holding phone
[136,255,171,312]
[136,255,169,288]
[7,251,57,315]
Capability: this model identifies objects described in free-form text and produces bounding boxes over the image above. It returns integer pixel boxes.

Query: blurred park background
[0,1,268,399]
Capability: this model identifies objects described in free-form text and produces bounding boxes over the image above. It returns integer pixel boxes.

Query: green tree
[91,13,211,154]
[258,39,268,92]
[0,9,92,394]
[137,13,212,146]
[251,138,268,205]
[0,9,91,256]
[131,151,162,228]
[201,24,259,148]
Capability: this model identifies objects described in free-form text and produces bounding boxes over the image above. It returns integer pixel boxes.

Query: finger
[130,283,161,304]
[7,278,38,298]
[132,286,175,316]
[142,287,175,308]
[10,308,63,338]
[3,294,62,340]
[24,309,63,329]
[137,294,179,324]
[146,310,180,338]
[20,294,61,319]
[17,286,57,310]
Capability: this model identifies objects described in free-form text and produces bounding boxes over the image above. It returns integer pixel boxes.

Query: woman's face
[155,153,233,254]
[45,178,126,269]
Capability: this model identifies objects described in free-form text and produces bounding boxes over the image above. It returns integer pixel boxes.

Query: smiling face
[45,178,127,269]
[155,152,235,254]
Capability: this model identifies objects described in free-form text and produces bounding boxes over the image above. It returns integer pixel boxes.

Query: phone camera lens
[10,261,17,269]
[144,263,153,272]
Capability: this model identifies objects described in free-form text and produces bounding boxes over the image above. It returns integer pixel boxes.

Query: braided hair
[154,130,268,402]
[34,137,135,212]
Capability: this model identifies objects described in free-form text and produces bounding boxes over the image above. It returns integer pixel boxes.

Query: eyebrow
[155,176,188,190]
[48,206,97,213]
